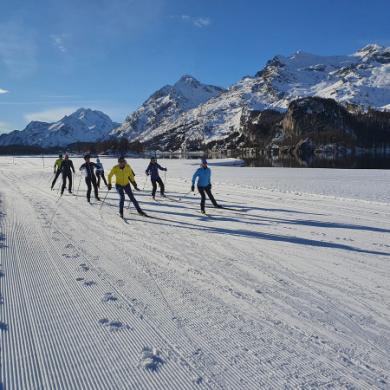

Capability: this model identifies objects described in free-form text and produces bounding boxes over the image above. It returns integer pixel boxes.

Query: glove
[191,185,195,192]
[53,170,56,174]
[133,182,140,191]
[145,172,149,176]
[107,184,112,190]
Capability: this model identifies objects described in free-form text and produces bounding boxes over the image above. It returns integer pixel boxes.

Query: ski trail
[1,157,389,389]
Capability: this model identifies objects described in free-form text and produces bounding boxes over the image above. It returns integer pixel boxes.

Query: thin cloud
[0,88,8,94]
[50,34,68,53]
[25,107,78,123]
[0,121,12,133]
[171,14,212,28]
[193,17,211,28]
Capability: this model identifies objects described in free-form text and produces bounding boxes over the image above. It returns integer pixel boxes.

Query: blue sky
[0,0,389,133]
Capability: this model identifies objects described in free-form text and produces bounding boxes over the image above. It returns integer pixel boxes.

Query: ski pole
[99,188,110,210]
[76,174,82,199]
[178,190,193,201]
[142,175,148,191]
[56,178,62,195]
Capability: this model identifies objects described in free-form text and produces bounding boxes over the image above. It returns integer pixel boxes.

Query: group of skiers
[51,154,221,218]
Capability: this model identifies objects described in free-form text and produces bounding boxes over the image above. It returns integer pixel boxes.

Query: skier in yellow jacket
[51,154,63,190]
[107,156,147,218]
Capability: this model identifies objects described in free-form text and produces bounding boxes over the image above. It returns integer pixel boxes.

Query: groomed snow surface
[1,157,390,389]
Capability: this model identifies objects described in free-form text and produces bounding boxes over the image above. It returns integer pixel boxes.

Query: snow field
[0,156,390,389]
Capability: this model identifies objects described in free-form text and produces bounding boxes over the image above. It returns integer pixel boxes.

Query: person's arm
[70,161,75,173]
[79,163,85,171]
[157,164,167,171]
[192,169,200,186]
[107,167,115,189]
[54,161,57,173]
[191,169,200,191]
[145,163,151,175]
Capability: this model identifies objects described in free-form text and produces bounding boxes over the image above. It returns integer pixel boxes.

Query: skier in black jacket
[60,153,75,195]
[79,154,100,203]
[145,157,167,199]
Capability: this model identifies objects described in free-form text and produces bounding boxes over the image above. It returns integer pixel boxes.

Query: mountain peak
[174,74,200,87]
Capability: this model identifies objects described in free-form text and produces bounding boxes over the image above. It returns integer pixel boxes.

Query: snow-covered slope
[125,44,390,148]
[110,75,225,140]
[0,108,120,147]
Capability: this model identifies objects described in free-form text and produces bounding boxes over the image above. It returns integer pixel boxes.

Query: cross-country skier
[51,154,63,190]
[79,154,100,203]
[95,157,108,188]
[145,157,167,199]
[107,156,147,218]
[191,158,222,214]
[60,153,75,195]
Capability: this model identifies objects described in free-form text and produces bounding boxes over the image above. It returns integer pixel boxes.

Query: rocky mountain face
[0,108,120,148]
[238,97,390,155]
[118,44,389,152]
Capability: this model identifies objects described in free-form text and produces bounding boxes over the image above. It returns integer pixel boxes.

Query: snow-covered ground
[1,156,390,389]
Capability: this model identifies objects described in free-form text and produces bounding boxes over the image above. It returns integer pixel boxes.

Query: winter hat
[84,154,91,160]
[64,153,69,159]
[96,157,100,163]
[118,156,126,163]
[59,154,63,158]
[201,158,208,165]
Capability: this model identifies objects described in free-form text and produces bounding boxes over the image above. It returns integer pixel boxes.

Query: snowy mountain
[0,108,120,148]
[110,75,225,140]
[119,44,390,150]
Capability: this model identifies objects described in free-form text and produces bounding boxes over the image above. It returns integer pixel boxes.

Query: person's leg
[85,177,92,202]
[61,174,66,194]
[157,177,165,196]
[115,185,125,216]
[151,179,157,198]
[205,186,220,207]
[124,184,143,213]
[68,173,73,193]
[92,177,99,199]
[96,173,101,188]
[198,186,206,212]
[52,170,60,189]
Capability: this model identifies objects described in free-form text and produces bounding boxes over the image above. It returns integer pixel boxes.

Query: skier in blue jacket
[145,157,167,199]
[95,157,108,188]
[191,159,222,213]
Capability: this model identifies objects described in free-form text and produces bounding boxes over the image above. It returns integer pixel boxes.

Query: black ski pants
[96,171,108,188]
[151,177,165,198]
[85,176,99,202]
[198,185,219,212]
[52,170,61,189]
[61,172,73,194]
[116,184,142,215]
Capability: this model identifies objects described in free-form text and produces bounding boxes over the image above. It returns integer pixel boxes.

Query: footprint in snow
[76,277,85,282]
[140,347,164,371]
[78,263,89,272]
[98,318,131,331]
[102,292,118,303]
[83,280,97,287]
